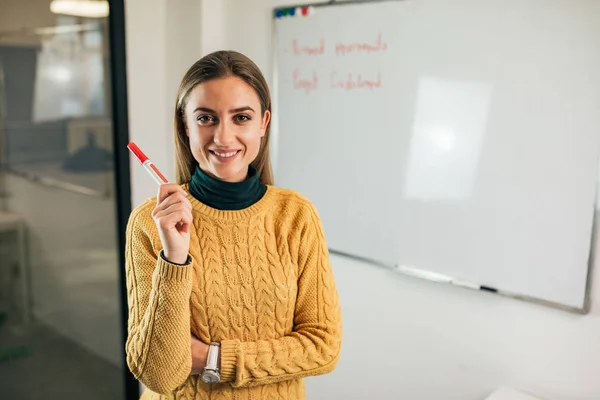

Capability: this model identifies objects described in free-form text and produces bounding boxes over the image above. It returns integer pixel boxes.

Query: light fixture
[50,0,109,18]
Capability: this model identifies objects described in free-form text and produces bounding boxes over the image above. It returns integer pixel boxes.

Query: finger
[178,211,193,233]
[158,191,191,210]
[157,184,178,204]
[153,193,192,217]
[154,206,193,229]
[163,192,192,211]
[154,202,190,220]
[157,184,188,204]
[170,195,192,212]
[156,210,191,231]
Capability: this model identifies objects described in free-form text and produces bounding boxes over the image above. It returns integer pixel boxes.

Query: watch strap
[206,342,220,371]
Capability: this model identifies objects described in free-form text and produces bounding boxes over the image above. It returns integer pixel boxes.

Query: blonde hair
[173,50,274,185]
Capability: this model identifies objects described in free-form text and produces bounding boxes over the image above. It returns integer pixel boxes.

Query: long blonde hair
[173,50,274,185]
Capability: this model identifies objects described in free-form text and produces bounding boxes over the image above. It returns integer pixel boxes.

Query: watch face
[201,370,220,384]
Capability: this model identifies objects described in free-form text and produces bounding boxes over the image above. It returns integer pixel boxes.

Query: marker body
[142,160,168,185]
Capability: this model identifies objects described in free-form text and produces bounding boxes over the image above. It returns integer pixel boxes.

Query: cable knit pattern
[125,185,342,399]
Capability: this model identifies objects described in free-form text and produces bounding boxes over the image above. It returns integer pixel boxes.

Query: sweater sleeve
[219,205,343,388]
[124,205,193,394]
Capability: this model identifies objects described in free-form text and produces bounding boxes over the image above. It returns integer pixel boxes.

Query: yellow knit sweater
[125,184,342,399]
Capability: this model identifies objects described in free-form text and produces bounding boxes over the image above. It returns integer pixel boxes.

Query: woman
[125,50,342,400]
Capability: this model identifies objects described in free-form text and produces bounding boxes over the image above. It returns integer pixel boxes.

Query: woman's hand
[190,335,209,375]
[152,184,193,264]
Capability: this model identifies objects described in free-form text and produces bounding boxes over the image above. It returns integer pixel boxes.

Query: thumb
[176,221,190,234]
[180,223,190,234]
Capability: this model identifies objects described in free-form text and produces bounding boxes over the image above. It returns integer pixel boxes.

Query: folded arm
[125,206,193,394]
[218,206,343,388]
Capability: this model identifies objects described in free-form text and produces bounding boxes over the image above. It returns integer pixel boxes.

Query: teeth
[213,151,238,158]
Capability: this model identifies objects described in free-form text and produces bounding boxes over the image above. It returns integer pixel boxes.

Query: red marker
[127,142,169,185]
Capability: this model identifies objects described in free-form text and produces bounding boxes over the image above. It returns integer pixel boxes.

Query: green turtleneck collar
[188,164,267,210]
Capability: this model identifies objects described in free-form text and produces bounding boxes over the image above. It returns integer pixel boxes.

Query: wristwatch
[200,342,221,384]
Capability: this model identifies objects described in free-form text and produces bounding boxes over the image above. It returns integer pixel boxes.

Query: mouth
[209,149,241,162]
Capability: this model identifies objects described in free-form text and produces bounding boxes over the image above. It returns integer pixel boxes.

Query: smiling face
[184,76,271,183]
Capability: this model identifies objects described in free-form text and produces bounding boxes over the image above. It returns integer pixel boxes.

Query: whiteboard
[273,0,600,311]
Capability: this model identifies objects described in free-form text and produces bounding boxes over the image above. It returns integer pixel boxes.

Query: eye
[234,114,251,123]
[197,115,216,124]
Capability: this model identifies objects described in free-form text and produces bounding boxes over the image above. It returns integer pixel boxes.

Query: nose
[213,120,235,146]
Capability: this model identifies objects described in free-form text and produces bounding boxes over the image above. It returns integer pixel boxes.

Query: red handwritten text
[330,71,382,90]
[293,39,325,56]
[335,33,387,56]
[293,69,318,94]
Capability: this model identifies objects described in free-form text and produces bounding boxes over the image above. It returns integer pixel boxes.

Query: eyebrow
[193,106,255,114]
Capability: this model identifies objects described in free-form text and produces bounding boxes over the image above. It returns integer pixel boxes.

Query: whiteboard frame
[271,0,597,314]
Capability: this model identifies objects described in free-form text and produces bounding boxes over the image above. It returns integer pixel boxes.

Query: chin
[210,165,246,182]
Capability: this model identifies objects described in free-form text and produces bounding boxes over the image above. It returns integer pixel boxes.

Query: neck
[188,165,267,210]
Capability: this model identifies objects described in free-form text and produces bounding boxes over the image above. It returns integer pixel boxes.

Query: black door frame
[107,0,138,398]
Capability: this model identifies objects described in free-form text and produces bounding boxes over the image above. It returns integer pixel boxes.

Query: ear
[260,110,271,137]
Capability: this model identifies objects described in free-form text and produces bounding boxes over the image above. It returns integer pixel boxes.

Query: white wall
[125,0,204,206]
[125,0,600,399]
